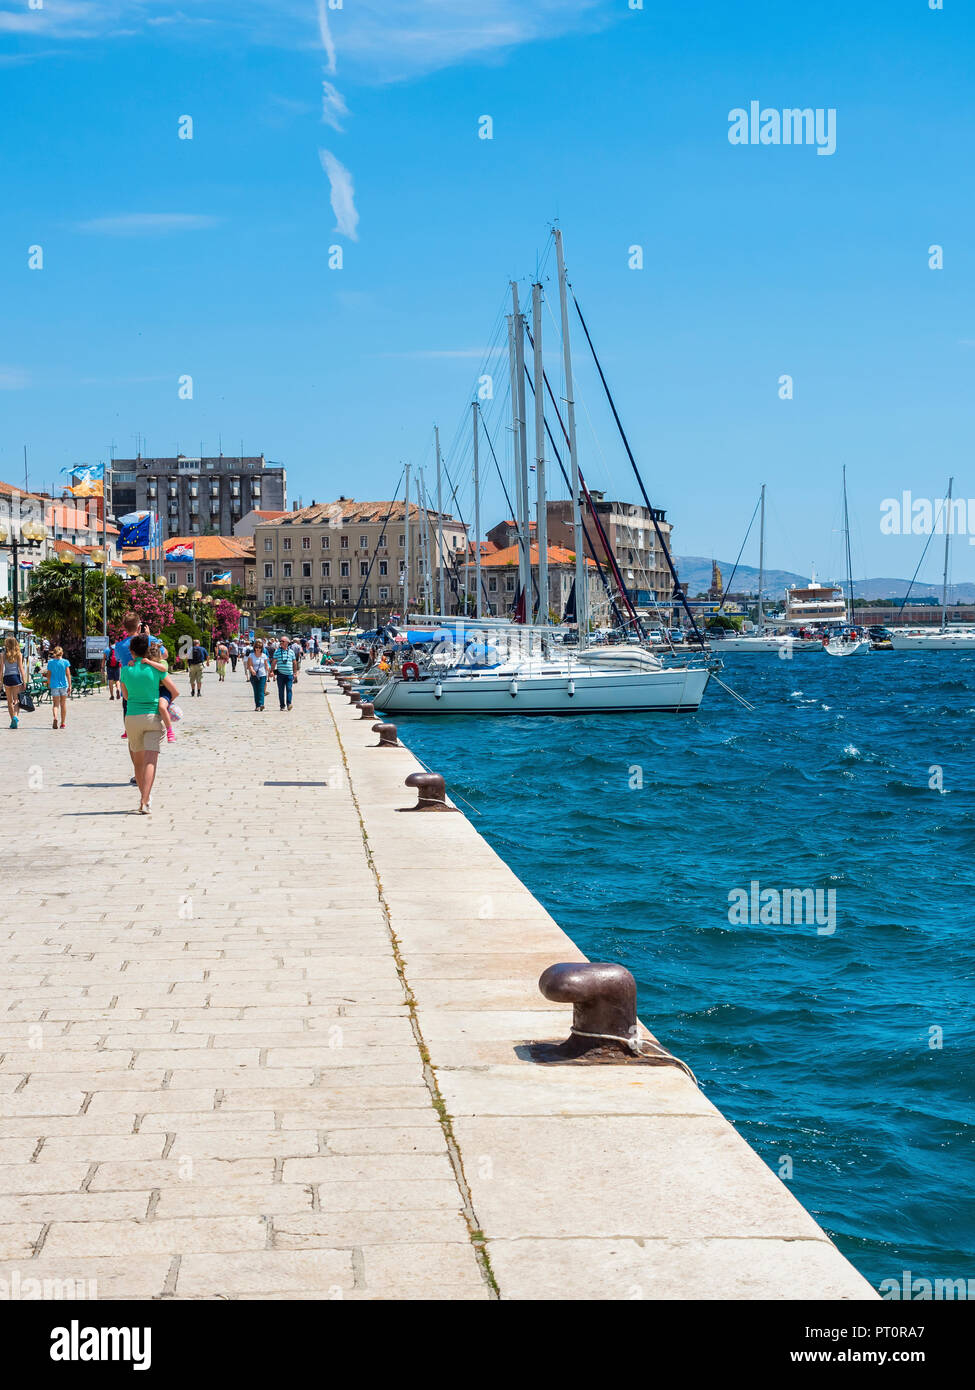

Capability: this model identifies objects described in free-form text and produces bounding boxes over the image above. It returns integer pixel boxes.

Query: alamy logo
[50,1321,151,1371]
[728,102,836,156]
[728,880,837,935]
[880,492,975,540]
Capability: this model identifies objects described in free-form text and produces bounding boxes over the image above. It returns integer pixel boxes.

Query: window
[283,537,292,551]
[340,561,350,578]
[302,562,311,578]
[340,587,350,602]
[505,575,515,591]
[488,577,497,592]
[378,534,387,548]
[283,588,294,604]
[167,572,176,585]
[340,535,349,549]
[264,588,274,605]
[321,587,331,603]
[379,587,389,601]
[264,563,274,579]
[264,538,273,551]
[321,561,330,578]
[398,534,405,547]
[398,559,406,572]
[321,534,329,549]
[283,562,292,578]
[360,561,369,577]
[302,536,310,550]
[302,588,312,604]
[378,560,388,576]
[359,535,368,549]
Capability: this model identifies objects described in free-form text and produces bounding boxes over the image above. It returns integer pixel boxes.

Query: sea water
[400,650,975,1293]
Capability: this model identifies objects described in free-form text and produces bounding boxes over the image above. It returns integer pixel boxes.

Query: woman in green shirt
[120,634,167,814]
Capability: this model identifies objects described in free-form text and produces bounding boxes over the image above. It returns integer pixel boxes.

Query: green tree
[160,612,203,668]
[25,560,131,657]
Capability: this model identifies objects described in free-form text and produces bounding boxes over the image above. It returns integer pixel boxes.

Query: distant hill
[674,556,975,603]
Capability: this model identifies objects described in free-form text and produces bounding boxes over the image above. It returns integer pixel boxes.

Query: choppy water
[400,651,975,1293]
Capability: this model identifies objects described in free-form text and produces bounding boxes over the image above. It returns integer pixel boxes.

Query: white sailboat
[889,477,975,650]
[371,229,714,716]
[717,486,823,653]
[824,468,868,656]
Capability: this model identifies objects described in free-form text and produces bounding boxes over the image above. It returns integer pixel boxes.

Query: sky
[2,0,974,586]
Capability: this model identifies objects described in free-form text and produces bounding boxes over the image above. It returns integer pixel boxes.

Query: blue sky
[2,0,974,583]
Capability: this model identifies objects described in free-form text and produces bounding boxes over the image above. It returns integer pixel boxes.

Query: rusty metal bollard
[347,689,362,705]
[531,962,639,1062]
[358,701,375,719]
[399,771,457,812]
[372,722,400,748]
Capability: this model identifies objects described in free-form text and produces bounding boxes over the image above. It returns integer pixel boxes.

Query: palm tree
[25,560,129,652]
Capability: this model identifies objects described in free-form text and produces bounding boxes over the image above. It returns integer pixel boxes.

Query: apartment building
[254,498,468,620]
[109,454,286,540]
[463,542,600,620]
[544,492,675,605]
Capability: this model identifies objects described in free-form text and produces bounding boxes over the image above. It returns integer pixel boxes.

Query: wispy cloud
[77,213,220,235]
[321,80,348,131]
[318,149,358,241]
[315,0,337,74]
[3,3,610,84]
[0,366,30,390]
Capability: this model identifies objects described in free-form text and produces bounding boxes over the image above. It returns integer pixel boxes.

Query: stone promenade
[1,665,875,1300]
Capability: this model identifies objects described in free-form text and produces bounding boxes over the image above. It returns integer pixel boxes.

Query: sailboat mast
[513,289,532,619]
[532,281,549,624]
[472,401,482,620]
[417,467,432,616]
[507,295,530,616]
[554,227,588,646]
[403,462,411,619]
[434,426,445,616]
[941,475,953,631]
[757,483,765,632]
[842,465,854,626]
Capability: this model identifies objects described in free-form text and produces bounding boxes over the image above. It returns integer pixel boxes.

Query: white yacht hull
[718,636,823,654]
[371,664,710,715]
[824,638,868,657]
[889,631,975,650]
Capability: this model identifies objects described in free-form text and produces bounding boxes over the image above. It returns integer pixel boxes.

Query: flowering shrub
[107,580,174,642]
[212,598,243,642]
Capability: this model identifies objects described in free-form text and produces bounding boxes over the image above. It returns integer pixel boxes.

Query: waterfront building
[234,508,288,537]
[122,534,256,600]
[464,542,599,619]
[546,492,675,606]
[109,454,286,541]
[254,498,468,622]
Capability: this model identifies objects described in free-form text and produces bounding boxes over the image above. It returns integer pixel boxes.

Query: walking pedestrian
[103,640,122,700]
[120,634,168,814]
[3,636,27,730]
[215,641,229,682]
[270,635,295,711]
[44,646,72,729]
[114,612,142,741]
[228,639,239,674]
[188,638,208,696]
[246,639,270,711]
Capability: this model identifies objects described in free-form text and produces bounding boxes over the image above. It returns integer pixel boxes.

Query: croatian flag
[165,542,194,563]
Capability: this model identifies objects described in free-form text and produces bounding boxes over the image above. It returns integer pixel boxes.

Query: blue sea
[399,651,975,1293]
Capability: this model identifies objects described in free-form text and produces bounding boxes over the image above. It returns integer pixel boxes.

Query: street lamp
[0,519,48,641]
